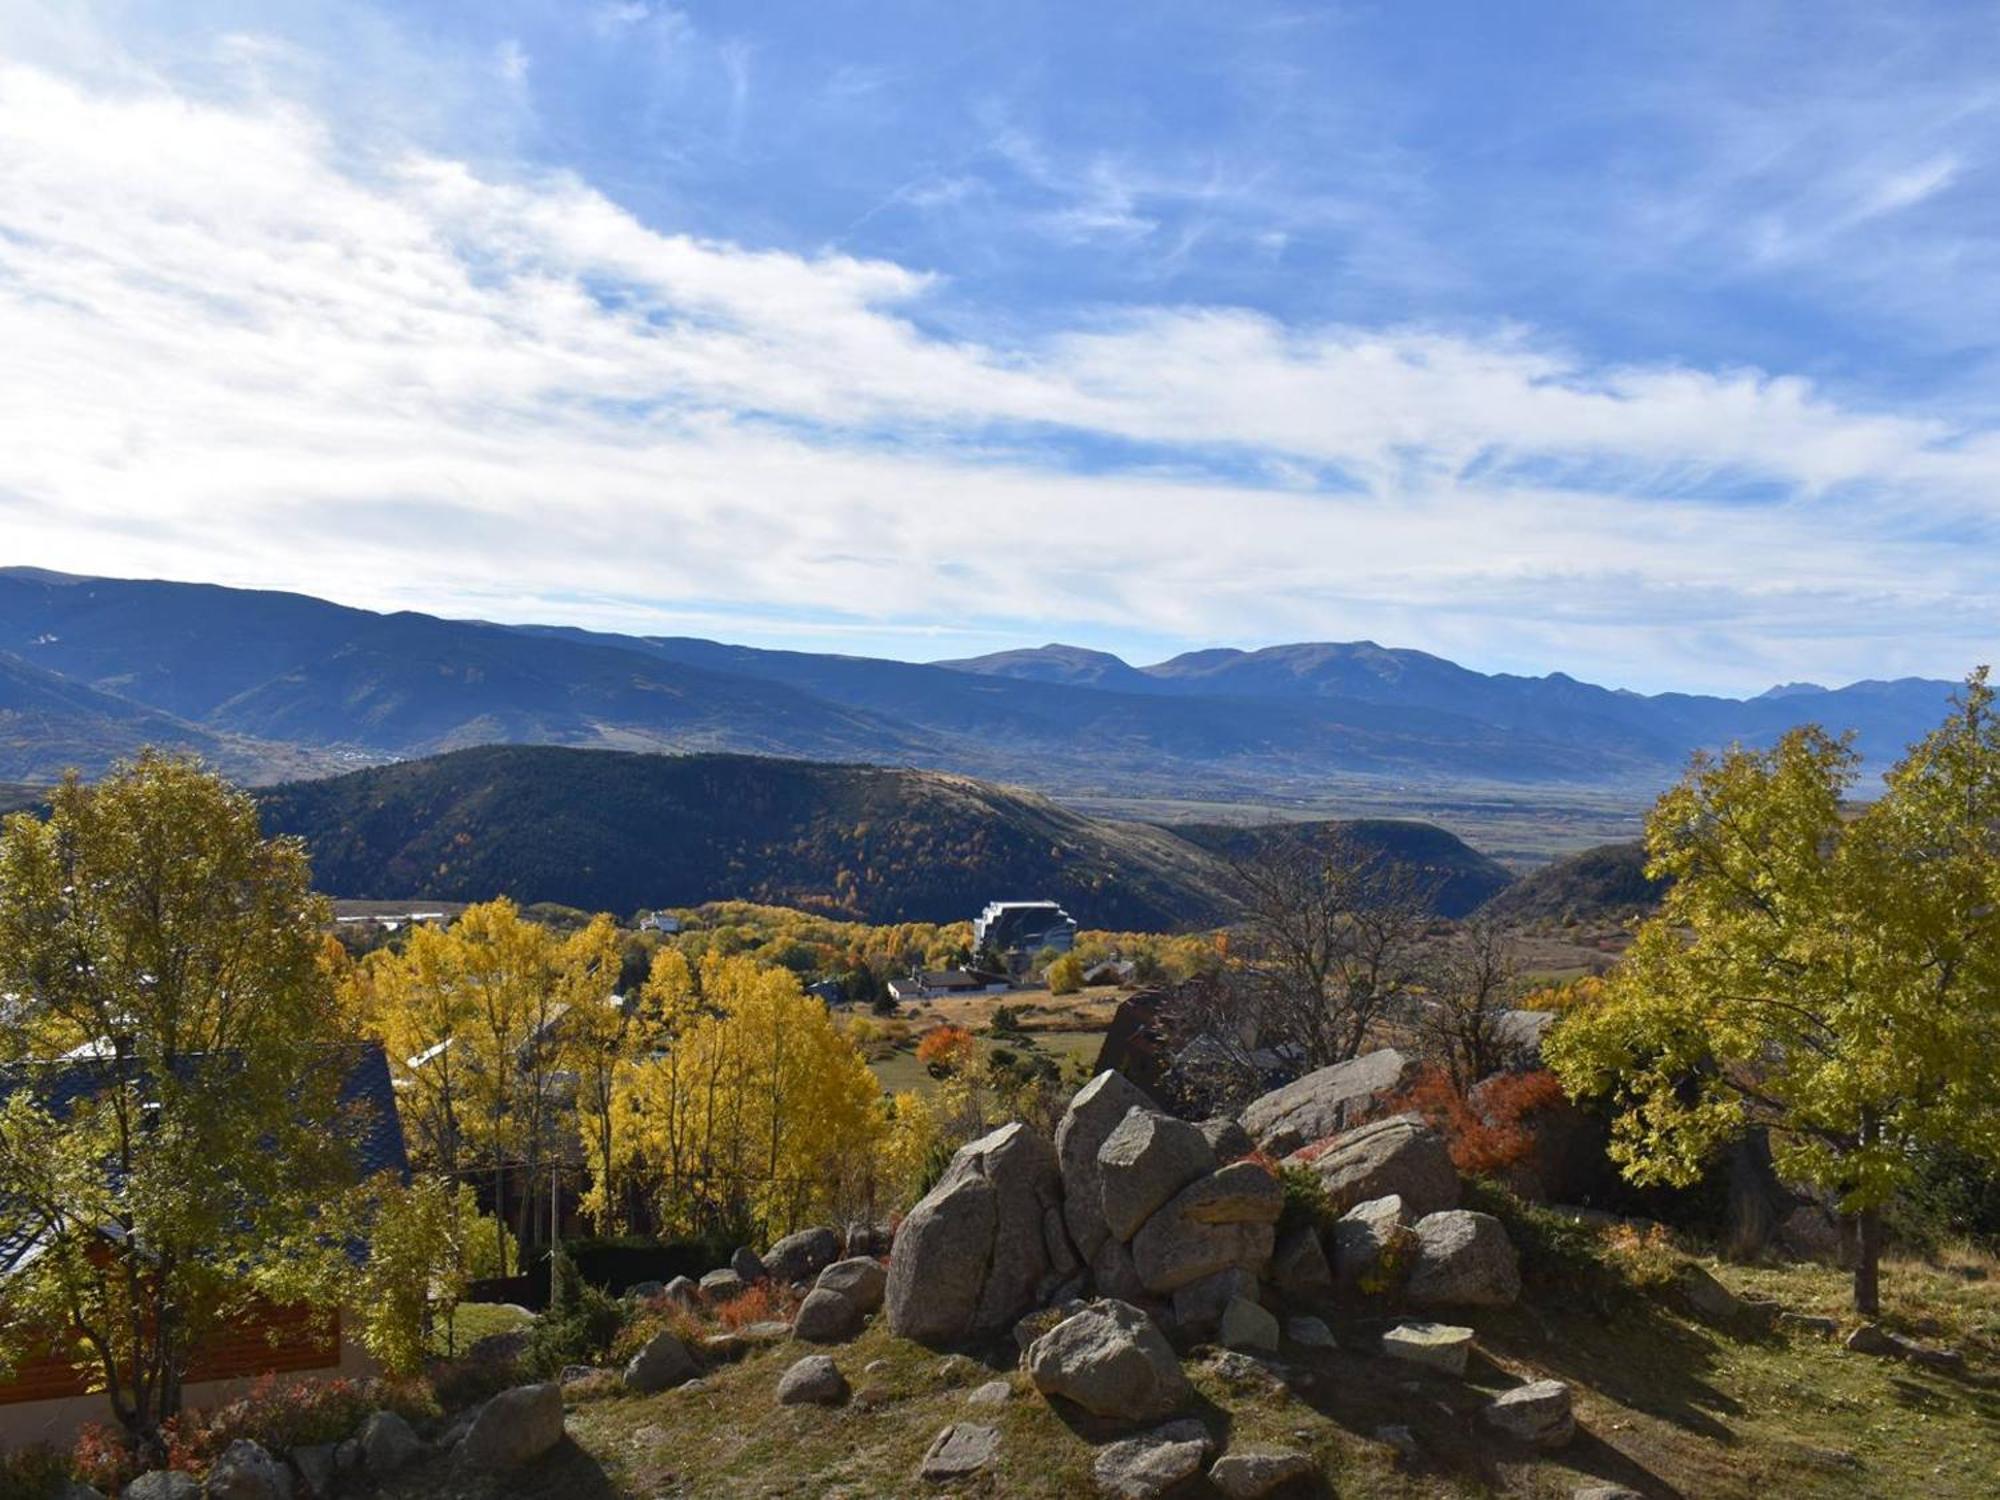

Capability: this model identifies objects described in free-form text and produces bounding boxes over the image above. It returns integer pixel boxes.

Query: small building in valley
[886,968,1014,1004]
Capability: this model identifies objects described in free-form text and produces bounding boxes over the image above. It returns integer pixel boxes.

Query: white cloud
[0,59,1994,693]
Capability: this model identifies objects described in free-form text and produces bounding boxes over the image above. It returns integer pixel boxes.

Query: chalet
[886,968,1013,1004]
[972,900,1078,957]
[0,1044,410,1449]
[638,911,682,935]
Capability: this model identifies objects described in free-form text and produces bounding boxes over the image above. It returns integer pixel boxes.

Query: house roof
[0,1042,410,1279]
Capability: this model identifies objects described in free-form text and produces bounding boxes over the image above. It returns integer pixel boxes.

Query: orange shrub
[1384,1064,1566,1178]
[714,1281,797,1329]
[916,1024,976,1078]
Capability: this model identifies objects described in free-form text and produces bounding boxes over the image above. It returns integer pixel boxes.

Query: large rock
[358,1410,422,1479]
[1331,1194,1409,1290]
[1218,1296,1279,1354]
[1210,1450,1315,1498]
[1287,1115,1458,1218]
[776,1353,848,1406]
[1269,1225,1333,1298]
[919,1423,1000,1482]
[1405,1210,1520,1307]
[1240,1049,1420,1155]
[120,1476,198,1500]
[1129,1166,1279,1294]
[1483,1379,1575,1448]
[730,1246,769,1284]
[764,1226,840,1284]
[1170,1266,1255,1338]
[1026,1299,1191,1421]
[1198,1117,1255,1161]
[290,1444,336,1500]
[699,1267,746,1303]
[662,1274,699,1308]
[816,1256,889,1307]
[1097,1110,1216,1244]
[887,1121,1069,1345]
[1057,1072,1157,1259]
[624,1329,698,1392]
[457,1383,565,1470]
[793,1287,865,1342]
[794,1255,890,1341]
[1091,1237,1148,1302]
[201,1443,293,1500]
[1091,1420,1212,1499]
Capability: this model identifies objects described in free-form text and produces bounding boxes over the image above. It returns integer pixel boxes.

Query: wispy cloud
[0,24,1996,694]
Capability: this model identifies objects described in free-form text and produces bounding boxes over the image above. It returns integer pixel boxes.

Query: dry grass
[374,1244,1996,1500]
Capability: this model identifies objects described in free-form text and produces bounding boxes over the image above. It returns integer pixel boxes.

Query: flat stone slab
[1381,1320,1474,1376]
[1092,1419,1212,1500]
[1210,1449,1316,1498]
[966,1379,1013,1405]
[1483,1378,1575,1448]
[920,1422,1001,1481]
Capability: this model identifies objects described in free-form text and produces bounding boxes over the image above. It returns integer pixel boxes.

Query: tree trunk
[1853,1205,1882,1316]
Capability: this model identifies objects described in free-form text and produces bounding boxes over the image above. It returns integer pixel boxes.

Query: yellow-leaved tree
[1547,671,2000,1313]
[614,954,883,1239]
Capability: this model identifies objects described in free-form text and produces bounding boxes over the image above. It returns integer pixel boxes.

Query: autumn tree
[615,954,882,1239]
[1420,915,1525,1090]
[1226,826,1433,1068]
[1547,673,2000,1313]
[0,755,358,1451]
[559,915,635,1233]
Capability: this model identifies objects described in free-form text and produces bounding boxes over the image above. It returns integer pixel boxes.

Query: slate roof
[0,1041,410,1278]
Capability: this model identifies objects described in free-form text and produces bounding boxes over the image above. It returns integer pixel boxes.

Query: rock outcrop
[204,1441,291,1500]
[624,1329,698,1392]
[887,1121,1072,1345]
[1287,1114,1459,1218]
[1025,1299,1191,1421]
[1239,1049,1420,1155]
[793,1256,888,1342]
[458,1383,565,1470]
[1404,1210,1521,1307]
[1055,1071,1156,1260]
[1331,1194,1409,1290]
[1129,1161,1281,1294]
[763,1226,840,1285]
[1097,1109,1216,1244]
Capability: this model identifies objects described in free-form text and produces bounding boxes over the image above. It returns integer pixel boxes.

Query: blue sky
[1,0,1996,693]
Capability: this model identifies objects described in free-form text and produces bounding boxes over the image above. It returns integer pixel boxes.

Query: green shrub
[1277,1163,1338,1238]
[0,1445,73,1500]
[526,1248,626,1376]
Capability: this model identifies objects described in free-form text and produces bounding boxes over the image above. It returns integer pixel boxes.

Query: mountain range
[0,568,1965,799]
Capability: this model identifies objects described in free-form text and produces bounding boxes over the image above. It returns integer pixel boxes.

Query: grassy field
[1066,776,1655,871]
[868,1024,1109,1096]
[390,1241,1995,1499]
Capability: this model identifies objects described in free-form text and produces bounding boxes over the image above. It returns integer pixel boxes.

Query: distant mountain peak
[1757,681,1830,700]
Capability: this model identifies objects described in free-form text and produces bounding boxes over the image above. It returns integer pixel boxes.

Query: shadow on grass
[383,1437,625,1500]
[1262,1292,1747,1500]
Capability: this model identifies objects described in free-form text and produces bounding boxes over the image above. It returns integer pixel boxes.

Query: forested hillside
[255,746,1245,927]
[1169,816,1514,918]
[254,746,1520,928]
[1476,840,1668,925]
